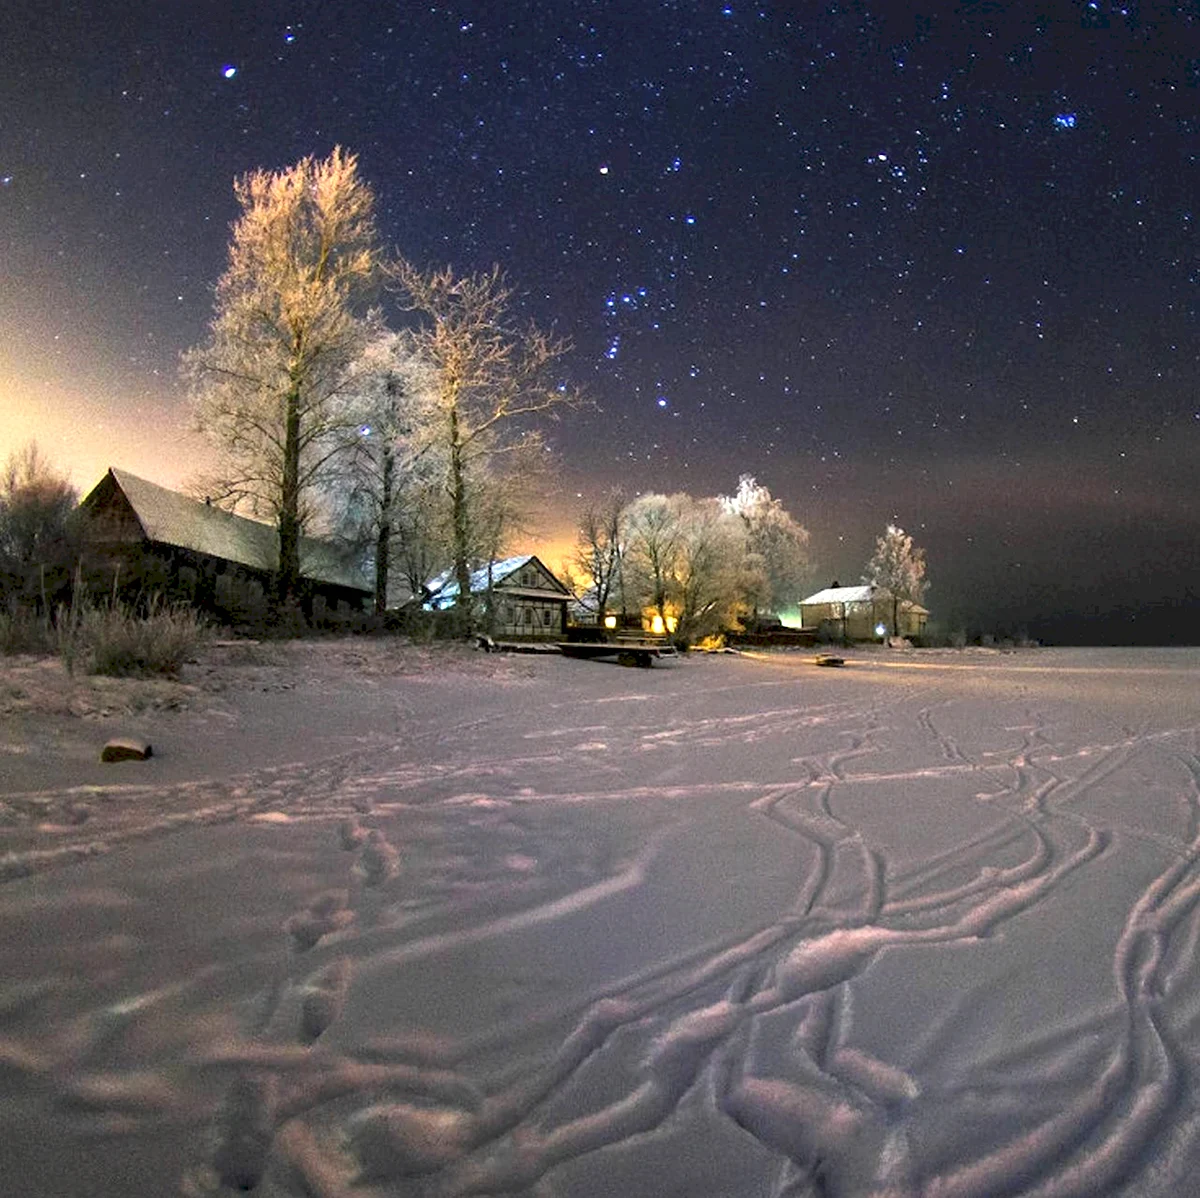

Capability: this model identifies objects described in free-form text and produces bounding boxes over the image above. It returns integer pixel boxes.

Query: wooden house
[798,583,929,641]
[77,468,371,620]
[426,555,572,640]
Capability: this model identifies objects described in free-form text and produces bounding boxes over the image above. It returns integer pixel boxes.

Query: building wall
[801,599,927,640]
[78,485,369,622]
[492,594,567,639]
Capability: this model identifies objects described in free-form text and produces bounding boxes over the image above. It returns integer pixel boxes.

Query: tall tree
[389,261,579,617]
[864,523,928,636]
[571,489,624,624]
[183,147,380,602]
[720,474,810,618]
[0,442,78,608]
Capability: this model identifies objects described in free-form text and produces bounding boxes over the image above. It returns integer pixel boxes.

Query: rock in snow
[99,737,152,762]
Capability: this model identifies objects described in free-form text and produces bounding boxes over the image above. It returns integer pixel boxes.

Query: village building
[426,555,572,640]
[76,468,372,621]
[798,583,929,641]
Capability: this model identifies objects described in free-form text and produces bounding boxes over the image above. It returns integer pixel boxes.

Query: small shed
[426,555,572,640]
[799,583,929,641]
[77,468,371,620]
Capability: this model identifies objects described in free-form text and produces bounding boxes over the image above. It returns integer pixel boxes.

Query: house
[799,583,929,641]
[77,468,372,620]
[426,555,572,640]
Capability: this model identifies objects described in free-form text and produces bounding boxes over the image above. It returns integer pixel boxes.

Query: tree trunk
[892,594,899,637]
[448,405,472,612]
[278,377,303,604]
[374,444,394,615]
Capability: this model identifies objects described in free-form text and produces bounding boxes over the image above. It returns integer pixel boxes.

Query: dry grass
[2,594,210,678]
[73,597,209,678]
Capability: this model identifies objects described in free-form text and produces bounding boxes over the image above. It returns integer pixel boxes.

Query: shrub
[81,596,209,677]
[48,592,208,677]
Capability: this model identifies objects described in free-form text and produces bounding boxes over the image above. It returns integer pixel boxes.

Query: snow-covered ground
[2,641,1199,1197]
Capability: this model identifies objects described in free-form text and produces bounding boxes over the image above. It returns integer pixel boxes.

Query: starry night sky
[2,1,1198,642]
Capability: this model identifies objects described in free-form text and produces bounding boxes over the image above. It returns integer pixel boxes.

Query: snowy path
[2,647,1199,1196]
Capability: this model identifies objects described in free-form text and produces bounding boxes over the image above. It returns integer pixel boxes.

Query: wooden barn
[426,555,572,640]
[798,583,929,641]
[77,468,372,621]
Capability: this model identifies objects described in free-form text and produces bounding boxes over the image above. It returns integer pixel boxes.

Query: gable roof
[800,583,929,615]
[84,468,370,593]
[426,554,571,608]
[801,584,876,606]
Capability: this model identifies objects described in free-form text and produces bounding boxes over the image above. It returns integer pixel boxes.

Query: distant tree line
[565,477,809,644]
[569,483,928,645]
[0,442,78,612]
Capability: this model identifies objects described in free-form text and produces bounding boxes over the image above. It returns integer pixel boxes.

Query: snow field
[1,645,1199,1195]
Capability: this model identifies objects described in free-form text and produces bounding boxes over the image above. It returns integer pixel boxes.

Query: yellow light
[650,614,665,635]
[603,614,617,629]
[666,616,678,633]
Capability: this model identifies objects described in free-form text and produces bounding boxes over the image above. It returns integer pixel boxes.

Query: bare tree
[389,468,453,602]
[619,493,684,626]
[183,147,380,602]
[0,442,78,609]
[864,523,928,636]
[571,489,624,624]
[388,261,580,616]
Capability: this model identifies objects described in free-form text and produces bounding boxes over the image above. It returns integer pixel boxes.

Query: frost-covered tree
[336,330,436,612]
[183,147,381,602]
[673,496,748,641]
[864,523,928,636]
[720,474,810,618]
[619,492,748,641]
[0,442,78,608]
[389,261,580,614]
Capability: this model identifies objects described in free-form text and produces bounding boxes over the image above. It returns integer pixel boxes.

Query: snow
[800,584,877,605]
[2,641,1199,1195]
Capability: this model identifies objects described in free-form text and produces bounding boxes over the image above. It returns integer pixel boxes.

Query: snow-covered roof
[87,468,370,593]
[425,555,571,608]
[801,584,876,606]
[799,583,929,615]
